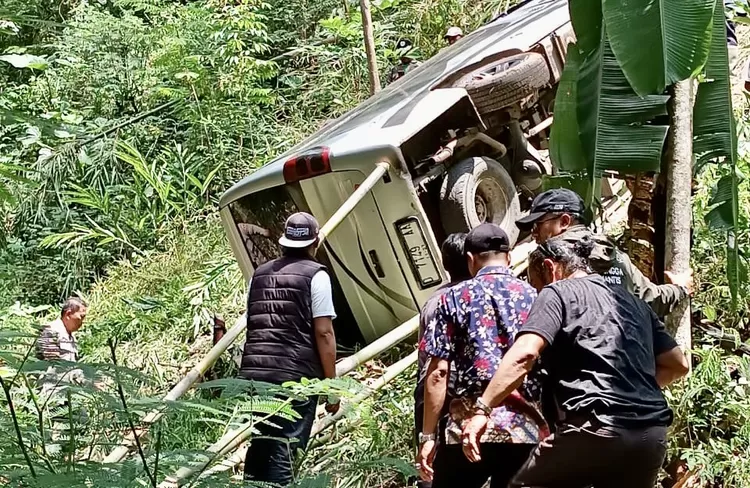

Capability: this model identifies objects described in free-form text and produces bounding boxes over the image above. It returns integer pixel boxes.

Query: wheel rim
[474,177,508,225]
[478,55,526,78]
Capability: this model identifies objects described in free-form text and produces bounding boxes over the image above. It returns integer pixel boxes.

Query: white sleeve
[310,270,336,319]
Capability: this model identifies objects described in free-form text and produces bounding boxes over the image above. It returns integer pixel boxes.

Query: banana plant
[550,0,741,302]
[552,0,716,177]
[693,0,745,307]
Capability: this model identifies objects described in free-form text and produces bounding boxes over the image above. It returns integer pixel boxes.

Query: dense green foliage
[0,0,510,485]
[2,0,750,486]
[0,0,511,305]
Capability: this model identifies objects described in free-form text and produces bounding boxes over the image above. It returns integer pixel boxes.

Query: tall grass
[80,218,245,385]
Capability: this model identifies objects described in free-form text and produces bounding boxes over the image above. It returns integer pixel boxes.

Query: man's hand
[664,269,693,295]
[461,414,488,463]
[417,439,437,481]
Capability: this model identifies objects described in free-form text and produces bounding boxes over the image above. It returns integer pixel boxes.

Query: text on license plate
[395,217,441,289]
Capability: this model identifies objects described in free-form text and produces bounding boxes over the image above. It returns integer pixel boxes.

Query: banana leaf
[549,44,587,174]
[601,0,715,96]
[548,42,598,206]
[694,0,737,163]
[569,0,603,56]
[553,1,671,179]
[694,0,742,307]
[553,33,670,179]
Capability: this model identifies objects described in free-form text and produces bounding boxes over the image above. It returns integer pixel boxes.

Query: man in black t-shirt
[461,237,689,488]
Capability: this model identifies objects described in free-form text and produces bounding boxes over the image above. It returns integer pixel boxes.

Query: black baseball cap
[464,223,511,254]
[515,188,585,231]
[278,212,320,248]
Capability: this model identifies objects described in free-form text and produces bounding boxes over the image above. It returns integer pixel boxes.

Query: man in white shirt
[240,212,338,485]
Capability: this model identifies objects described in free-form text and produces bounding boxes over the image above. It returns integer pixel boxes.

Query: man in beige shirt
[37,298,86,359]
[35,297,88,457]
[36,297,88,390]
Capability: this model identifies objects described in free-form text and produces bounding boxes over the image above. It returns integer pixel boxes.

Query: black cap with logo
[464,223,511,254]
[278,212,320,248]
[515,188,585,231]
[396,39,413,50]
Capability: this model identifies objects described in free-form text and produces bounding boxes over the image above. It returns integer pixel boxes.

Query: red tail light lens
[283,147,331,183]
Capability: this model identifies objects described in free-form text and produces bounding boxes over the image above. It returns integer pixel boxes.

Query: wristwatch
[474,397,492,416]
[418,432,436,444]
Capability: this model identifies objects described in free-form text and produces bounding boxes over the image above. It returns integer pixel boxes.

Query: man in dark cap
[418,223,546,488]
[515,188,691,317]
[240,212,338,485]
[388,39,421,83]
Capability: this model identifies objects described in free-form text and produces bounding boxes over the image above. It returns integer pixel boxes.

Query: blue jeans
[244,397,318,486]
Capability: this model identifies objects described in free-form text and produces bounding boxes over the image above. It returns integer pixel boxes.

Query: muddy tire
[453,52,550,114]
[439,157,521,246]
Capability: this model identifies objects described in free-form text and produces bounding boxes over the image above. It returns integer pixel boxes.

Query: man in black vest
[240,212,338,486]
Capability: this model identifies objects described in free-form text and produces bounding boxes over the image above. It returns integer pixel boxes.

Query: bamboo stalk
[312,351,417,437]
[193,352,419,482]
[334,315,418,376]
[198,448,246,480]
[104,315,247,463]
[358,0,381,95]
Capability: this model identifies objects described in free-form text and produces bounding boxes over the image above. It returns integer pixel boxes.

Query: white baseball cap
[444,27,463,38]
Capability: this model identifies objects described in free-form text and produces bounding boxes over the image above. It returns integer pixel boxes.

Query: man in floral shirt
[418,223,547,488]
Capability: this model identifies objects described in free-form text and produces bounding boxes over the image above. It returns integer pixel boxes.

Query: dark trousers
[244,398,317,486]
[510,423,668,488]
[432,443,535,488]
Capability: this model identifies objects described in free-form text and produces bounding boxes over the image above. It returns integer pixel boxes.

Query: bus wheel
[452,52,550,114]
[439,157,521,246]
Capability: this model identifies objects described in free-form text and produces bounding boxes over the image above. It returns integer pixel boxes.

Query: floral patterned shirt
[420,265,545,444]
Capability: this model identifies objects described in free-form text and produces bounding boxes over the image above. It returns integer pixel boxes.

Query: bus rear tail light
[283,147,331,184]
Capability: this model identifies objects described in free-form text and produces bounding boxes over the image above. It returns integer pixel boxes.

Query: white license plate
[396,217,441,289]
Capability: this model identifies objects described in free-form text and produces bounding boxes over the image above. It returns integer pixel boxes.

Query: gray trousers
[510,422,668,488]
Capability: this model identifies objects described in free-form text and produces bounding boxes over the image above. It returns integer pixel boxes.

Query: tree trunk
[625,172,658,279]
[358,0,381,95]
[664,79,695,354]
